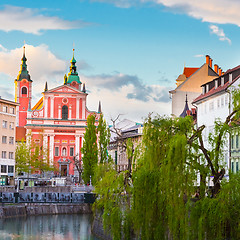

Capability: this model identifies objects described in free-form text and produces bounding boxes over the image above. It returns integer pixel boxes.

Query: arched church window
[62,147,67,156]
[62,105,68,120]
[22,87,27,95]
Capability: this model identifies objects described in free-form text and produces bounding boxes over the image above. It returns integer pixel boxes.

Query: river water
[0,214,99,240]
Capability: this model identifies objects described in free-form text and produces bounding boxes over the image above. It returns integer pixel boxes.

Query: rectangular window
[9,152,14,159]
[8,166,14,173]
[225,95,228,106]
[10,107,15,114]
[232,136,234,149]
[1,165,7,173]
[9,137,14,144]
[9,122,14,129]
[55,147,59,156]
[232,162,235,173]
[70,147,74,156]
[237,135,239,149]
[2,136,7,144]
[221,97,224,107]
[115,150,117,165]
[236,162,239,172]
[2,106,7,113]
[2,151,6,159]
[209,102,214,111]
[2,120,7,128]
[217,99,220,108]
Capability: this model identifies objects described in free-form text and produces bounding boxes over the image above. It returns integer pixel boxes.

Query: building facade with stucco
[15,47,101,177]
[169,55,221,117]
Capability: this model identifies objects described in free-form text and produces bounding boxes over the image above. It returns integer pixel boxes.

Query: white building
[193,65,240,173]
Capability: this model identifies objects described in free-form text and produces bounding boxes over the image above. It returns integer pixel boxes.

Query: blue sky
[0,0,240,122]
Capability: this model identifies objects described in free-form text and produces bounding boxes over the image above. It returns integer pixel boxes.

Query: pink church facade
[16,47,100,177]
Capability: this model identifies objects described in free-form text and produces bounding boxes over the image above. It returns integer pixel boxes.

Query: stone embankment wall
[0,203,91,219]
[92,214,112,240]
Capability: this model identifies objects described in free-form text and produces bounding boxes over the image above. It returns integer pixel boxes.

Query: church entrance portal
[58,158,71,177]
[61,165,67,176]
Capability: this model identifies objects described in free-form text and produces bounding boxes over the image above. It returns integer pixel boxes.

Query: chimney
[219,68,222,76]
[214,64,219,74]
[186,110,191,116]
[206,55,210,65]
[210,58,213,68]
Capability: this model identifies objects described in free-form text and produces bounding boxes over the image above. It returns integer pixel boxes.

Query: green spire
[66,48,81,84]
[17,46,31,81]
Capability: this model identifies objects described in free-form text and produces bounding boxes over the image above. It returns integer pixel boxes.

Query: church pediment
[46,85,85,94]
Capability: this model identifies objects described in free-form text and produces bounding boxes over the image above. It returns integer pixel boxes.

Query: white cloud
[194,54,204,58]
[94,0,240,27]
[209,25,231,44]
[0,44,69,103]
[0,44,171,122]
[82,74,171,122]
[0,5,89,35]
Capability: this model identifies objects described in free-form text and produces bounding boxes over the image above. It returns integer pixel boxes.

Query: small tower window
[62,105,68,120]
[22,87,27,95]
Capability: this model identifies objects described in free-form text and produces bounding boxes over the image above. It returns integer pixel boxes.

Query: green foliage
[15,140,31,174]
[31,143,55,175]
[82,114,98,184]
[97,114,110,163]
[94,111,240,239]
[15,139,54,176]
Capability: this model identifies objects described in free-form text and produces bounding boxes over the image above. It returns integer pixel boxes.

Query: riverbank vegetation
[93,89,240,239]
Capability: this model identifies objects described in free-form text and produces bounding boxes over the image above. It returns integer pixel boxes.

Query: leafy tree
[94,105,240,239]
[82,114,98,184]
[15,138,55,177]
[15,140,31,174]
[97,113,110,163]
[30,142,55,177]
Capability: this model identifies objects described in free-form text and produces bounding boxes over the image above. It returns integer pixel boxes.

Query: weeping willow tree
[94,86,240,239]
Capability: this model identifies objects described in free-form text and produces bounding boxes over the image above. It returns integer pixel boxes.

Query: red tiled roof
[16,126,26,142]
[183,67,199,78]
[193,74,240,103]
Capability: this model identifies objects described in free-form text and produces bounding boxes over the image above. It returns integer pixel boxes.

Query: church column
[58,105,61,119]
[75,135,80,157]
[49,134,54,165]
[76,98,80,119]
[43,134,48,161]
[82,99,86,119]
[50,97,54,118]
[44,97,48,118]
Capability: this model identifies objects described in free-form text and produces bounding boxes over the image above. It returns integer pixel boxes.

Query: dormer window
[202,86,205,94]
[22,87,27,95]
[215,80,218,89]
[229,73,233,83]
[62,105,68,120]
[221,77,224,86]
[206,84,209,93]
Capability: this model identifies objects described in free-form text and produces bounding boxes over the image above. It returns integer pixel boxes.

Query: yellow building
[169,55,221,117]
[0,98,19,185]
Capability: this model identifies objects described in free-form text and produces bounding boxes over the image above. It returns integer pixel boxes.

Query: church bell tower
[15,46,32,127]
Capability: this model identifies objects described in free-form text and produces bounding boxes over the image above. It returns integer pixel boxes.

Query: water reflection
[0,214,98,240]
